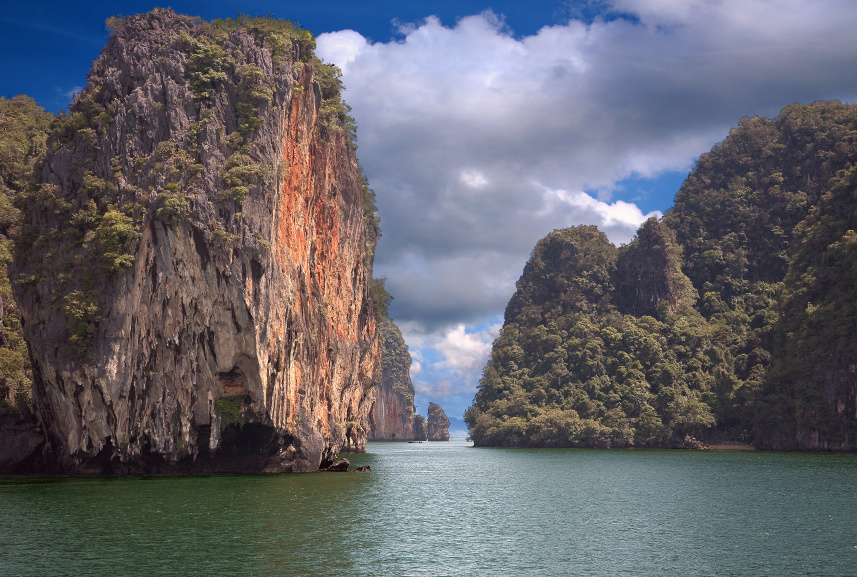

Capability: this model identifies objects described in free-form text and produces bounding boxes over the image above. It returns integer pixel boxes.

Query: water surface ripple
[2,440,856,576]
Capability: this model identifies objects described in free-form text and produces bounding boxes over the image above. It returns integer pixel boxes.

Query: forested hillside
[466,101,857,451]
[0,96,52,409]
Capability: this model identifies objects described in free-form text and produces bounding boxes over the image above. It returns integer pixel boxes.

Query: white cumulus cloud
[434,323,499,373]
[317,0,857,416]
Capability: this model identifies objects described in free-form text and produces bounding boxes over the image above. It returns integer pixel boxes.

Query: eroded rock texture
[413,414,428,441]
[0,408,46,473]
[368,316,416,441]
[427,402,450,441]
[11,10,379,473]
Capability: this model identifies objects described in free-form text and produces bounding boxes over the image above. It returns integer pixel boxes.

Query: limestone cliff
[413,414,428,441]
[10,10,379,473]
[427,402,450,441]
[0,408,44,472]
[467,102,857,450]
[368,316,417,441]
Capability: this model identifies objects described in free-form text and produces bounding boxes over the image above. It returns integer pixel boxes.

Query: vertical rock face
[368,316,416,440]
[11,11,379,473]
[427,402,450,441]
[413,414,428,441]
[0,409,44,473]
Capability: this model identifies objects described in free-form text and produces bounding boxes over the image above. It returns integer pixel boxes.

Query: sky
[4,1,857,430]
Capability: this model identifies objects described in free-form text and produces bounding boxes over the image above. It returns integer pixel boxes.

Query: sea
[1,438,856,576]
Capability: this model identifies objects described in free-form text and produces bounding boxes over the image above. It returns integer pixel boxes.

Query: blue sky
[4,1,857,426]
[2,1,594,111]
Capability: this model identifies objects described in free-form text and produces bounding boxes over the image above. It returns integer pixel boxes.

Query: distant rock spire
[427,403,450,441]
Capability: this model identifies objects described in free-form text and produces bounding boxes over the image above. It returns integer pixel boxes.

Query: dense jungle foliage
[0,96,52,408]
[466,101,857,450]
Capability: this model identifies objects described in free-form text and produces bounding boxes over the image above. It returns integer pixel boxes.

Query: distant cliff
[413,414,428,441]
[467,101,857,451]
[427,402,450,441]
[8,10,380,473]
[369,315,417,441]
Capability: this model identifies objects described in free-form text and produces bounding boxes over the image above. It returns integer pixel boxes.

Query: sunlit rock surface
[11,10,379,473]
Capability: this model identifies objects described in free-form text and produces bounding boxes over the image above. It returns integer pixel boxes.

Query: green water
[2,440,857,576]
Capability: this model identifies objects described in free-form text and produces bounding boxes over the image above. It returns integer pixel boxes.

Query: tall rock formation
[413,414,428,441]
[369,316,417,440]
[467,101,857,451]
[427,402,450,441]
[10,10,379,473]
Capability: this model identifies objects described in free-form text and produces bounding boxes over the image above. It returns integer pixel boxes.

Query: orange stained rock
[269,68,375,435]
[276,85,312,280]
[288,355,302,420]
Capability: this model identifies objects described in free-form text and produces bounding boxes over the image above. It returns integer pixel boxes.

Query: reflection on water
[2,439,857,576]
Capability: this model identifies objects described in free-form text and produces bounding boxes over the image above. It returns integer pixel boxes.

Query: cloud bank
[317,0,857,413]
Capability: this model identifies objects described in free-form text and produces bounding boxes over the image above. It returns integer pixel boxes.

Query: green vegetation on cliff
[466,223,714,447]
[757,162,857,449]
[467,101,857,450]
[0,10,369,418]
[368,277,423,441]
[379,314,415,405]
[0,96,52,408]
[10,10,359,360]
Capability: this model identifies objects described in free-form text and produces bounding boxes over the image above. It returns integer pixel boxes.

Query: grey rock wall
[369,316,417,441]
[11,10,379,474]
